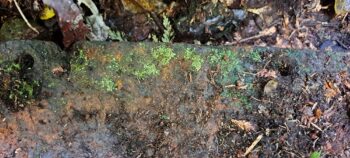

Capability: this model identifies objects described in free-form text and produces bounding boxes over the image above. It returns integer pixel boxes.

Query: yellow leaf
[40,6,55,20]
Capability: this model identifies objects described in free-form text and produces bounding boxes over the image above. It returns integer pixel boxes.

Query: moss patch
[184,48,204,71]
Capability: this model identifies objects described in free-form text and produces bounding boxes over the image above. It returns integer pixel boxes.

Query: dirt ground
[0,0,349,158]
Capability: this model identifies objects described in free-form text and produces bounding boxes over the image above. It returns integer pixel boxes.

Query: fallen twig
[226,27,276,45]
[13,0,39,34]
[310,122,323,132]
[243,134,263,156]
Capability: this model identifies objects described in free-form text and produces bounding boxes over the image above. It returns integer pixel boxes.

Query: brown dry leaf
[343,80,350,89]
[51,66,64,76]
[121,0,165,13]
[43,0,90,47]
[324,81,340,99]
[339,71,350,89]
[314,108,323,119]
[256,69,277,78]
[231,119,256,132]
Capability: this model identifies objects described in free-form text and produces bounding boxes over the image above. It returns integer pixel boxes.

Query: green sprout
[161,14,174,43]
[109,30,126,41]
[310,151,321,158]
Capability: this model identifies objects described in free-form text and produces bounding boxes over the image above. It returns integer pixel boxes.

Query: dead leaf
[256,69,277,78]
[43,0,90,47]
[231,119,256,132]
[314,108,323,119]
[339,71,350,89]
[51,66,64,76]
[343,80,350,89]
[324,80,340,99]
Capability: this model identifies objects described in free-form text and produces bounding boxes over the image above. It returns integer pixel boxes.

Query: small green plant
[310,151,321,158]
[98,77,115,92]
[160,114,170,120]
[71,49,88,73]
[109,30,126,41]
[249,50,262,62]
[70,50,97,87]
[209,49,242,85]
[152,45,175,65]
[151,34,159,42]
[184,48,204,71]
[3,62,20,73]
[161,14,174,43]
[133,62,159,79]
[0,61,39,109]
[106,58,121,72]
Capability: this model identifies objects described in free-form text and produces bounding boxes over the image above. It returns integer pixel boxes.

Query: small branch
[13,0,39,34]
[243,134,263,156]
[226,27,276,45]
[310,122,323,132]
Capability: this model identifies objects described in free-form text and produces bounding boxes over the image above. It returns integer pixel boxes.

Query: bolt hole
[15,54,34,72]
[279,63,293,76]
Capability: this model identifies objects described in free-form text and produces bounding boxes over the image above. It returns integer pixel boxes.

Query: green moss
[184,48,204,71]
[152,45,175,65]
[106,58,121,73]
[97,77,115,92]
[71,49,88,73]
[221,89,251,107]
[70,50,93,87]
[310,151,321,158]
[133,62,159,80]
[4,62,20,73]
[249,49,262,62]
[209,49,242,85]
[0,61,39,108]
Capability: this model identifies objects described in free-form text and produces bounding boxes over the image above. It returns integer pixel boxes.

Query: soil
[0,0,350,158]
